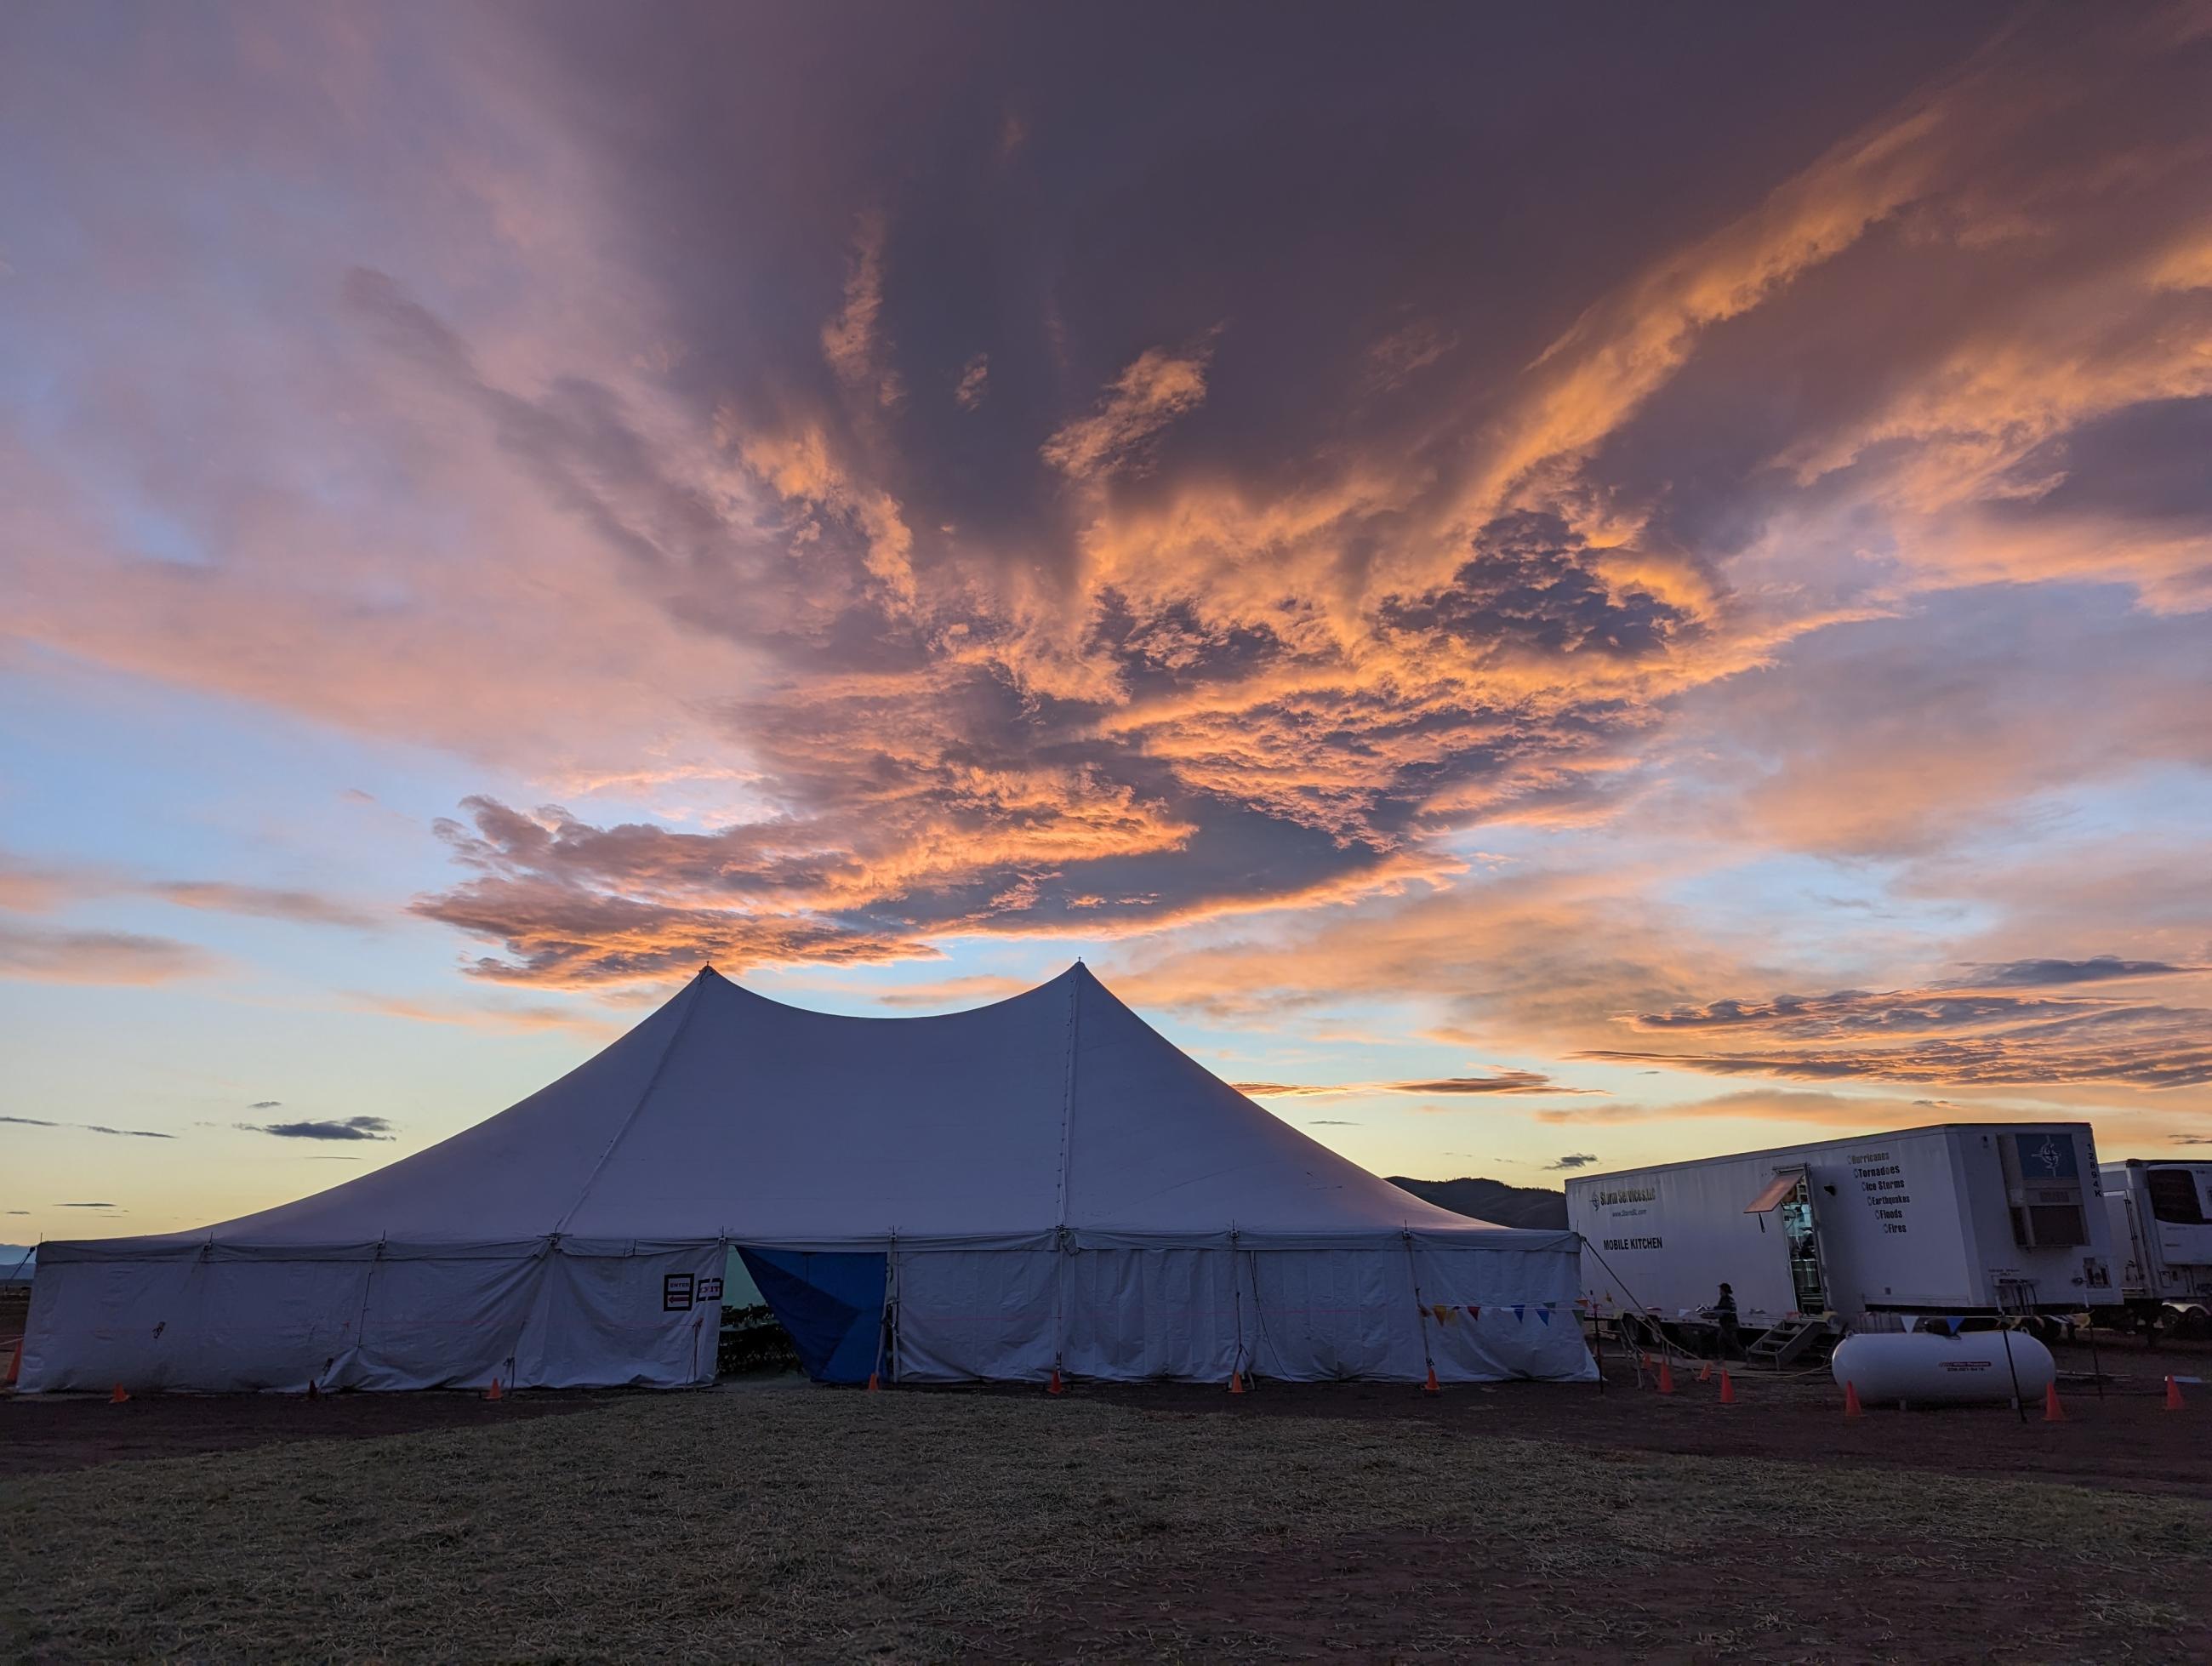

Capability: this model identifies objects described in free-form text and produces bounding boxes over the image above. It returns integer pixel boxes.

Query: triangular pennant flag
[1535,1308,1551,1325]
[1465,1305,1481,1321]
[1511,1304,1525,1321]
[1431,1304,1455,1325]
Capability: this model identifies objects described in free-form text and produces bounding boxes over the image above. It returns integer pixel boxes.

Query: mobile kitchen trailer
[2095,1161,2212,1338]
[1565,1124,2118,1354]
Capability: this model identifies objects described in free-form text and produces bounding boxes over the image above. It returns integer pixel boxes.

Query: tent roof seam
[553,971,710,1235]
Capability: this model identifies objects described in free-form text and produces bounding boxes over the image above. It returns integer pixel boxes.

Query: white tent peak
[685,958,1098,1024]
[60,959,1540,1252]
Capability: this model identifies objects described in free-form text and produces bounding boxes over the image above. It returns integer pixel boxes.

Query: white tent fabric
[21,965,1593,1391]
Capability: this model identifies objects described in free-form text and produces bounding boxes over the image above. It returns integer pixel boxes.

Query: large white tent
[20,965,1593,1392]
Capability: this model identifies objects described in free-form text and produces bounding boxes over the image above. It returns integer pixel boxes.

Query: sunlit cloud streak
[1234,1074,1604,1098]
[0,925,217,986]
[1584,1008,2212,1092]
[0,1115,174,1140]
[146,883,379,931]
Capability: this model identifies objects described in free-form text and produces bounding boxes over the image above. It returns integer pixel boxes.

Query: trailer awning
[1744,1172,1801,1213]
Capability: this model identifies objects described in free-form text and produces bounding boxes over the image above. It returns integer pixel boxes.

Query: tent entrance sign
[18,965,1593,1392]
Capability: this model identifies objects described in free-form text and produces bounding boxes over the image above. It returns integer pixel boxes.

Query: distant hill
[1387,1177,1568,1230]
[0,1244,34,1282]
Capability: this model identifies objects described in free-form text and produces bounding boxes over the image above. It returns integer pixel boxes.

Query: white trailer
[2095,1161,2212,1337]
[1565,1124,2118,1346]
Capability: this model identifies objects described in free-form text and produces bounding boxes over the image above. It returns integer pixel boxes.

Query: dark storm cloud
[237,1115,399,1142]
[1961,956,2203,988]
[1379,514,1693,661]
[1993,397,2212,528]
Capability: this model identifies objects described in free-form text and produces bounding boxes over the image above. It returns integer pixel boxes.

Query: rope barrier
[1582,1240,1689,1387]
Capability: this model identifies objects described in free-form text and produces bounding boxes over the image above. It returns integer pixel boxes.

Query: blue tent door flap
[737,1247,887,1384]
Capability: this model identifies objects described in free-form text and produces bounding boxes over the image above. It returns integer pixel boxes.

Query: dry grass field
[6,1376,2212,1663]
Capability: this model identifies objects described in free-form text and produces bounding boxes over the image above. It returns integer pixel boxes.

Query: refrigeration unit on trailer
[2095,1161,2212,1338]
[1565,1124,2117,1354]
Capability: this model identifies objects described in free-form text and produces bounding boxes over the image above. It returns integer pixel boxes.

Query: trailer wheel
[1619,1312,1670,1355]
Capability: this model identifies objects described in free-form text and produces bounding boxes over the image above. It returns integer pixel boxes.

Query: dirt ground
[4,1341,2210,1663]
[0,1384,610,1478]
[1084,1333,2212,1499]
[8,1332,2203,1489]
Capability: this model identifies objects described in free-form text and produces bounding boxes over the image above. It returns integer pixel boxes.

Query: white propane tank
[1831,1329,2056,1406]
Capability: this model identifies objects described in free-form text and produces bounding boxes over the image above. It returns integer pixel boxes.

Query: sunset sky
[4,4,2210,1244]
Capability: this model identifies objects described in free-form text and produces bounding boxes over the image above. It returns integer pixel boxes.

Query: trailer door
[1748,1168,1829,1315]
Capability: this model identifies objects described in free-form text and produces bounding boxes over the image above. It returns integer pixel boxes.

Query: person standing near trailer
[1713,1282,1741,1358]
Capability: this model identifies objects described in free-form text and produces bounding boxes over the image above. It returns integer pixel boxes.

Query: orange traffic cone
[865,1371,881,1393]
[1422,1365,1441,1398]
[111,1383,130,1404]
[1047,1367,1064,1395]
[484,1377,503,1402]
[1656,1357,1676,1395]
[1843,1380,1863,1419]
[2165,1375,2186,1412]
[305,1378,321,1400]
[1229,1369,1246,1396]
[2044,1382,2066,1423]
[1697,1360,1713,1384]
[1719,1370,1736,1406]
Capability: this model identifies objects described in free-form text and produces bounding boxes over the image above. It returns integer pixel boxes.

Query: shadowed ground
[5,1362,2210,1662]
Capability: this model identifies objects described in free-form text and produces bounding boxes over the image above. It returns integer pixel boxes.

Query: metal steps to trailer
[1745,1315,1828,1369]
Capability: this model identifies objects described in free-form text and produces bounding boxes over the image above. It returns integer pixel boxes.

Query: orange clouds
[1041,345,1212,481]
[819,209,902,410]
[0,924,218,986]
[1586,1002,2212,1092]
[1531,1089,1949,1130]
[145,883,379,931]
[6,2,2210,1163]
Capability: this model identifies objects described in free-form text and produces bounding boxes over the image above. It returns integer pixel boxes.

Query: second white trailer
[2096,1160,2212,1334]
[1566,1123,2118,1334]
